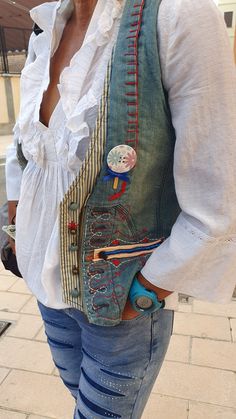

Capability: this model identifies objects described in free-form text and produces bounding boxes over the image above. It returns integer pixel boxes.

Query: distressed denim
[59,0,179,326]
[38,302,174,419]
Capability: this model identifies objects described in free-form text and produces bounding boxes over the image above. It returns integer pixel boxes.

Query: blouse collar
[29,0,123,35]
[29,1,88,36]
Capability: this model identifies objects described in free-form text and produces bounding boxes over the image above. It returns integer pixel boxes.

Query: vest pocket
[81,203,164,325]
[84,203,164,261]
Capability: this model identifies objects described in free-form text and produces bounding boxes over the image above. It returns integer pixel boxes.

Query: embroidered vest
[60,0,181,326]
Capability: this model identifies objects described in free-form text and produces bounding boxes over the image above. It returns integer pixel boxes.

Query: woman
[6,0,236,417]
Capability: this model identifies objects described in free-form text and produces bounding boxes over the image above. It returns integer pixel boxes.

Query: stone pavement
[0,263,235,419]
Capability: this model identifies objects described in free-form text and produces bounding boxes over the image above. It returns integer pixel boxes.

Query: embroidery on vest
[103,1,145,201]
[60,0,180,325]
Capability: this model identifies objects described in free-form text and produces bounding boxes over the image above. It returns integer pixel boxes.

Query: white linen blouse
[5,0,236,310]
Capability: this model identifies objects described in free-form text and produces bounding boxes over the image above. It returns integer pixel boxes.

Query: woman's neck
[72,0,98,23]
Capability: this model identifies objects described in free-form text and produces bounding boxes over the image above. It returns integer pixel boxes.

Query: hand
[8,201,18,255]
[122,299,140,320]
[136,272,173,301]
[8,238,16,255]
[122,272,173,321]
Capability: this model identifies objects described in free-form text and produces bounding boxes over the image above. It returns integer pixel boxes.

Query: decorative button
[72,265,79,275]
[69,244,78,252]
[69,202,79,211]
[71,288,80,298]
[68,221,78,234]
[99,287,107,293]
[107,145,137,174]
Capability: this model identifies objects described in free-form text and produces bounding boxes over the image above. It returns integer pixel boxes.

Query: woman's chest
[39,19,92,128]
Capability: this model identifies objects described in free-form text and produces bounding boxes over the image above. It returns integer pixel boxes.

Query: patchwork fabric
[59,62,111,309]
[59,0,180,325]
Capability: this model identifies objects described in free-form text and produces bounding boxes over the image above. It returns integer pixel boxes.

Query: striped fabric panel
[59,62,111,309]
[92,239,164,261]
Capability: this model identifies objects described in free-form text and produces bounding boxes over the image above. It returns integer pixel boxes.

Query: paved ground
[0,264,235,419]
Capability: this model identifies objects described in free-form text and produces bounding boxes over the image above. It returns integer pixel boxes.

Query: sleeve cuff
[141,213,236,304]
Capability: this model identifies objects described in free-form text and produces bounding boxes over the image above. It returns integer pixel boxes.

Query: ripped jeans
[38,302,174,419]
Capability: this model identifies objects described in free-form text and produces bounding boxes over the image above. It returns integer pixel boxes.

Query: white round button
[107,145,137,174]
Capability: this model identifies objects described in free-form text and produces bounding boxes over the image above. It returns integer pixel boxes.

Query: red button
[68,221,78,234]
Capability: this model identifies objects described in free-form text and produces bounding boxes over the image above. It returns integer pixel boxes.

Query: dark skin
[40,0,98,127]
[8,0,173,319]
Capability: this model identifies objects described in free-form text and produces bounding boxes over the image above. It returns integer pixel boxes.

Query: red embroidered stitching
[108,0,145,203]
[124,52,138,56]
[131,21,141,27]
[125,0,145,152]
[108,181,127,201]
[126,139,137,144]
[127,101,137,106]
[126,92,138,96]
[127,129,139,133]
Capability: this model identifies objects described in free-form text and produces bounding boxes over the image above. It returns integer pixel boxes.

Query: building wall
[0,75,20,135]
[0,77,9,124]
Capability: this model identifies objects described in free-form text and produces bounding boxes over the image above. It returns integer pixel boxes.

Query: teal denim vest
[60,0,181,326]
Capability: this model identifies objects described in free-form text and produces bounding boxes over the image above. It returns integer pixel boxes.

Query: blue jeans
[38,302,174,419]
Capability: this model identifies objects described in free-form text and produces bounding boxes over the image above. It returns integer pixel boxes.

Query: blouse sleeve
[141,0,236,304]
[5,33,36,201]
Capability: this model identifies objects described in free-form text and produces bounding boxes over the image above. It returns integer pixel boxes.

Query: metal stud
[69,202,79,211]
[71,288,80,298]
[69,244,78,252]
[72,265,79,275]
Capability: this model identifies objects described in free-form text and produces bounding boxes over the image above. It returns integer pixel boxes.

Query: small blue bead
[69,244,78,251]
[71,288,80,298]
[69,202,79,211]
